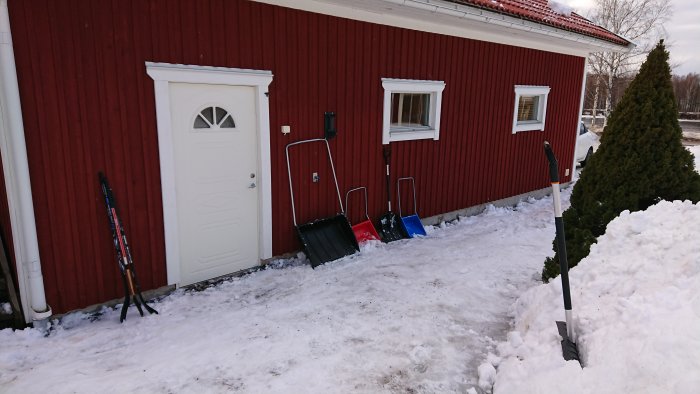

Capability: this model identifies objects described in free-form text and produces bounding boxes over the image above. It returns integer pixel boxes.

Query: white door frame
[146,62,273,285]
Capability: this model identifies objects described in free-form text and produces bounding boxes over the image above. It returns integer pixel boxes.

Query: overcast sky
[565,0,700,75]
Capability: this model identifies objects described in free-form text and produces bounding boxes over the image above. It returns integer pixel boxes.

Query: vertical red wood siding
[7,0,584,313]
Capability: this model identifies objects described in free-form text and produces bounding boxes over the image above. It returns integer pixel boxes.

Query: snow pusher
[285,139,359,268]
[99,172,158,322]
[397,177,427,238]
[543,142,582,365]
[345,187,381,243]
[378,146,407,242]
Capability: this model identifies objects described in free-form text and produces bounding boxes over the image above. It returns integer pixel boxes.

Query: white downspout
[572,57,589,182]
[0,0,52,324]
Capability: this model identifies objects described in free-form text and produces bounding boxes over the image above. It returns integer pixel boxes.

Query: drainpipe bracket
[32,306,52,320]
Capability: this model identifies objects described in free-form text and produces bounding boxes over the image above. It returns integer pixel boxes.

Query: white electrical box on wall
[281,125,291,134]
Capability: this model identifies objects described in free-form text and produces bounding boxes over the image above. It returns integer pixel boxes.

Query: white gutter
[0,0,52,324]
[384,0,631,52]
[254,0,631,56]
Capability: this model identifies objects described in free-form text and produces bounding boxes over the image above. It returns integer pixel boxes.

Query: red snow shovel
[345,187,381,243]
[544,141,582,365]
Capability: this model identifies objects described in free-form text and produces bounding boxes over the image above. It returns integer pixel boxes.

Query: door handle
[248,183,256,188]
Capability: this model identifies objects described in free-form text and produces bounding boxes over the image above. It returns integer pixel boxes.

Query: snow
[3,148,699,393]
[0,193,566,393]
[689,145,700,170]
[489,199,700,394]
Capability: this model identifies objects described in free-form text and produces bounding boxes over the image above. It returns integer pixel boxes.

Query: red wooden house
[0,0,630,323]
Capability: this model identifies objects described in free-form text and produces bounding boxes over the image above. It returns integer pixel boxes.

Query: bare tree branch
[586,0,672,124]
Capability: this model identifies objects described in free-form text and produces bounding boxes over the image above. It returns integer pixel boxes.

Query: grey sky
[565,0,699,75]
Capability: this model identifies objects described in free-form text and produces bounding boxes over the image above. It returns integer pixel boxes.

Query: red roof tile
[445,0,629,46]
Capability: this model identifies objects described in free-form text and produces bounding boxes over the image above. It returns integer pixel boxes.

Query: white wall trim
[512,85,551,134]
[252,0,630,57]
[381,78,445,145]
[146,62,273,285]
[0,0,51,323]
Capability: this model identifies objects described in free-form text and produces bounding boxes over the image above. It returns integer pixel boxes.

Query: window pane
[390,93,430,129]
[194,114,210,129]
[220,114,236,128]
[517,95,540,122]
[201,107,214,124]
[215,107,229,124]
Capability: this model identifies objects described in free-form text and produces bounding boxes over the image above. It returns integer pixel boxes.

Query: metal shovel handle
[544,141,575,342]
[396,177,418,217]
[285,138,344,227]
[345,186,371,223]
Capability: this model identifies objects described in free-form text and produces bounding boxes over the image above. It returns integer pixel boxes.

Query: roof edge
[252,0,632,55]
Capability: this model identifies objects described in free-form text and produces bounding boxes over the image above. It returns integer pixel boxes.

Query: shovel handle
[544,142,574,318]
[544,141,559,183]
[383,146,392,211]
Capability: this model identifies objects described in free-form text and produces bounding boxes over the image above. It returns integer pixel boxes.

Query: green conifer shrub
[542,41,700,282]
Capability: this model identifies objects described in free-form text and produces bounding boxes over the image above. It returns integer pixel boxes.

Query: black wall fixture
[324,112,337,139]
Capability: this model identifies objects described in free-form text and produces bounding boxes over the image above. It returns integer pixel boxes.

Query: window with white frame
[382,78,445,144]
[512,85,550,133]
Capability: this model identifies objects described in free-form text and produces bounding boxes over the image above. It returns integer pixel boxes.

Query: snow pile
[548,1,574,16]
[0,194,566,393]
[490,200,700,394]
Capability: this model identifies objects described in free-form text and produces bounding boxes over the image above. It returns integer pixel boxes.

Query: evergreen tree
[543,41,700,281]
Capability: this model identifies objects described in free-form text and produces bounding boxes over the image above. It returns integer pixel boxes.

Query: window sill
[388,129,439,142]
[513,123,545,133]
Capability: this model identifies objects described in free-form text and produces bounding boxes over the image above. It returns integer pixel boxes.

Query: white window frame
[382,78,445,144]
[512,85,550,134]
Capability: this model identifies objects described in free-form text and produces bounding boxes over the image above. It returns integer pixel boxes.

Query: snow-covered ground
[0,193,565,393]
[3,148,699,394]
[485,146,700,393]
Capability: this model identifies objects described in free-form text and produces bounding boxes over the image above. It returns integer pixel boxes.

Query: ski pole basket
[397,177,427,237]
[285,139,359,268]
[345,187,380,243]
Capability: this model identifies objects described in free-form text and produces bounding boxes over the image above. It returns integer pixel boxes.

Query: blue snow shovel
[396,177,427,237]
[544,141,582,365]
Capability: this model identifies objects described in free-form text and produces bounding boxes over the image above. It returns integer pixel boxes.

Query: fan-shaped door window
[193,106,236,130]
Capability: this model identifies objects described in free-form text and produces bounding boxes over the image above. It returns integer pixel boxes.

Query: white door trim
[146,62,273,285]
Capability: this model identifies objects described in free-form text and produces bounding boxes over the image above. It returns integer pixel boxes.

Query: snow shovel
[286,138,359,268]
[345,187,381,243]
[377,146,407,242]
[544,141,582,365]
[397,177,427,237]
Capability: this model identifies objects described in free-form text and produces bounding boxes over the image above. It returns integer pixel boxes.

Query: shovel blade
[556,321,582,364]
[400,214,427,238]
[378,212,406,242]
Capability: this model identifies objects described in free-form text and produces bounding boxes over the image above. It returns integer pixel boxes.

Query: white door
[169,83,259,285]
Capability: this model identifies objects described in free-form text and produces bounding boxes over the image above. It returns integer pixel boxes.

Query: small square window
[382,79,445,144]
[512,86,550,133]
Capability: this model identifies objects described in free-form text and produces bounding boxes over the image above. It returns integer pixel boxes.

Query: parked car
[575,122,598,167]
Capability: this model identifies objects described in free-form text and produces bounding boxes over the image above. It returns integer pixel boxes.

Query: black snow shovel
[544,141,582,365]
[286,138,359,268]
[377,146,407,242]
